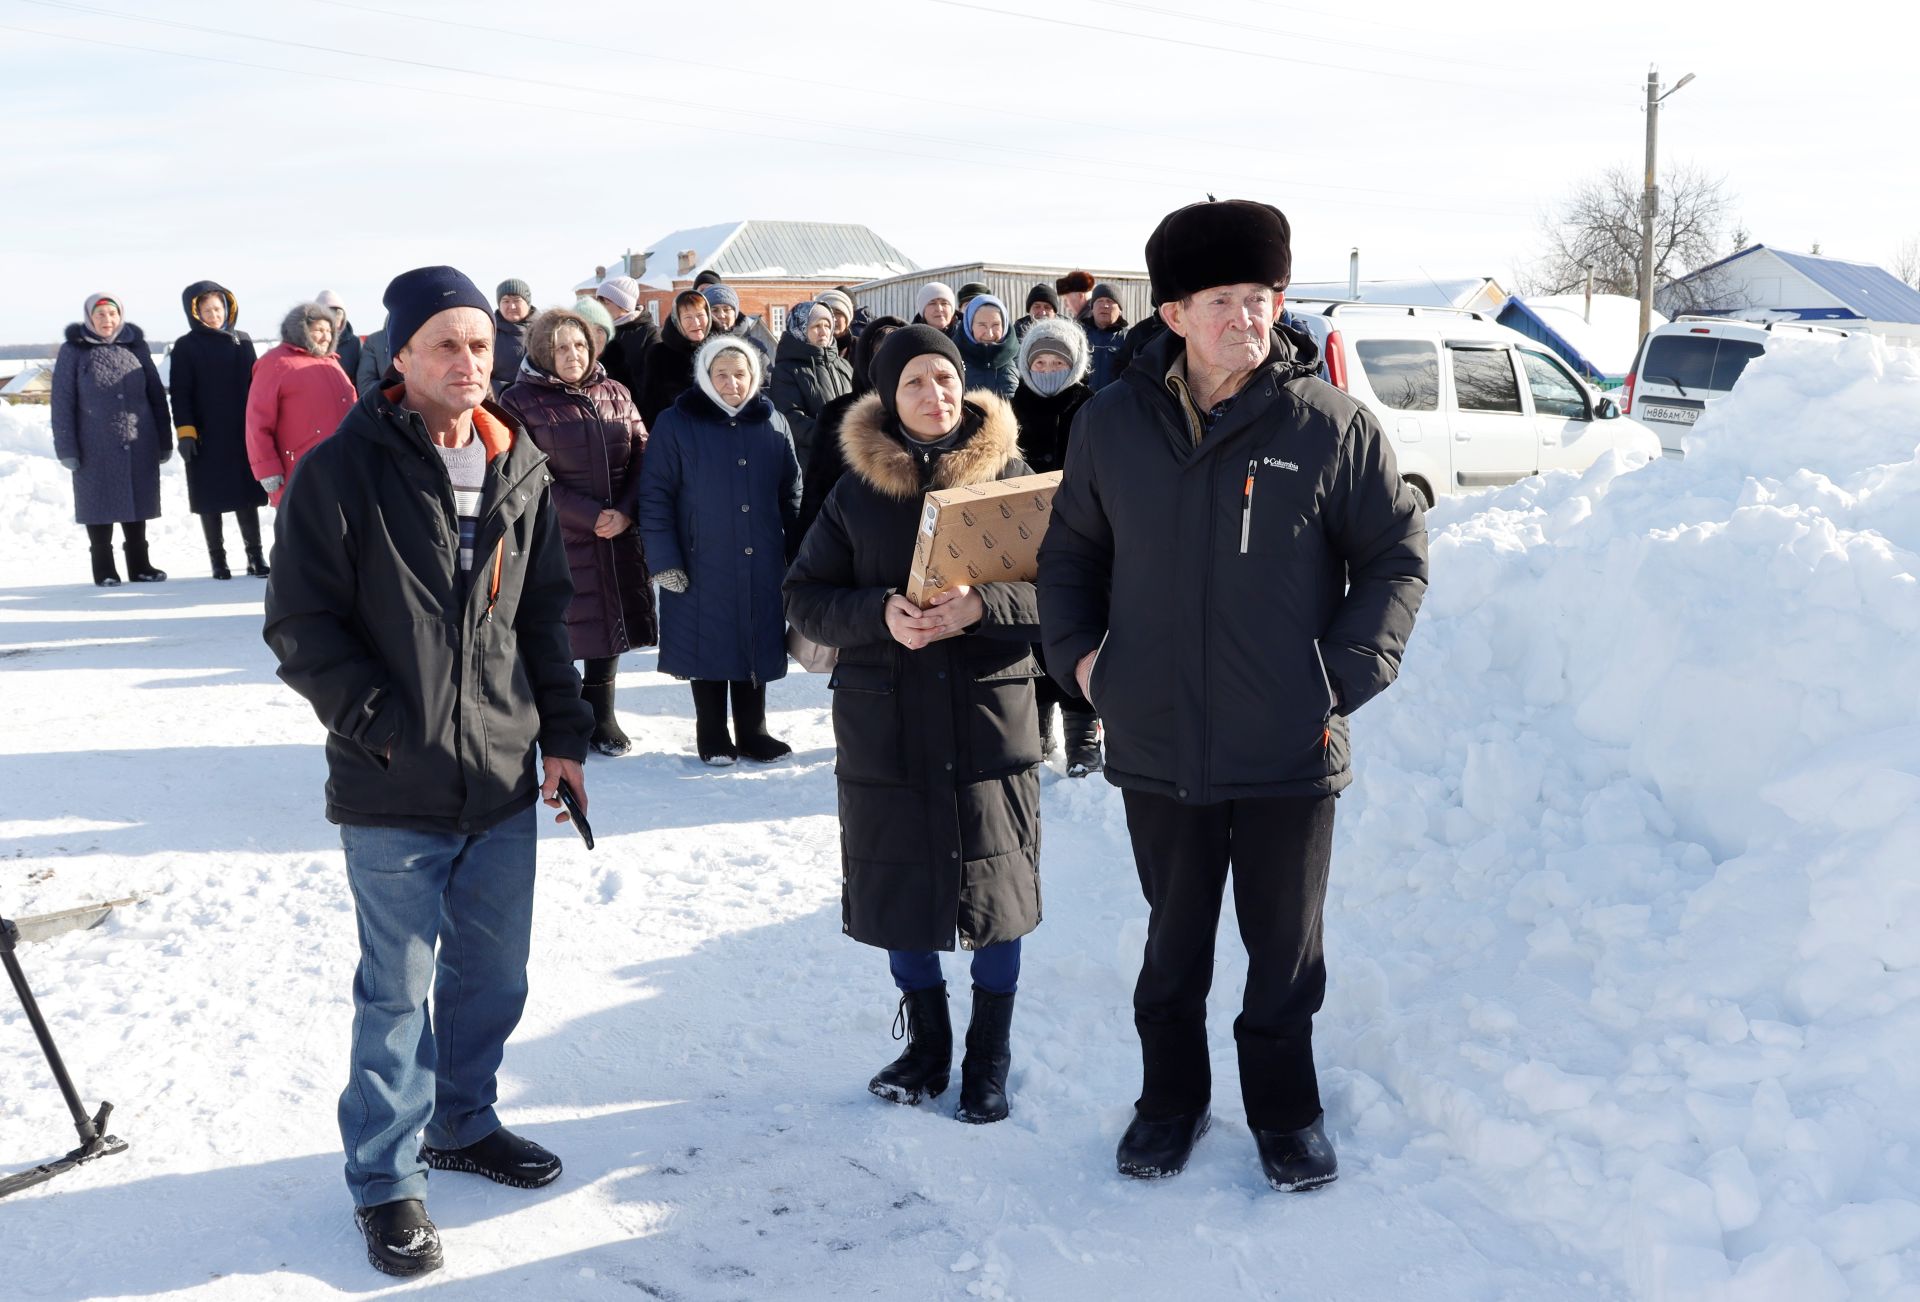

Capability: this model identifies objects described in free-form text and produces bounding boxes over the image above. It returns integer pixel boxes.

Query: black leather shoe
[421,1126,562,1189]
[1116,1107,1210,1179]
[869,984,953,1105]
[1253,1115,1338,1192]
[355,1198,443,1277]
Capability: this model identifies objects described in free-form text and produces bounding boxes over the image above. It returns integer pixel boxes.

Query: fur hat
[381,266,490,355]
[1055,269,1095,295]
[814,288,855,322]
[496,278,532,303]
[694,334,765,414]
[1025,284,1060,313]
[1018,316,1090,395]
[597,276,641,314]
[700,284,741,312]
[1145,199,1291,306]
[912,282,956,320]
[870,324,964,418]
[570,297,615,352]
[282,301,338,356]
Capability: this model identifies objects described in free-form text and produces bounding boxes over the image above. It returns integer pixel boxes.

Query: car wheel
[1404,476,1434,509]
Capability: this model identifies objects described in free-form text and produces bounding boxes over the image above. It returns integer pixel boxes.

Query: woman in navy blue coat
[639,334,802,764]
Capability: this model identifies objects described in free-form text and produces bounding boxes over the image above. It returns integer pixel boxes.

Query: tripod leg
[2,945,100,1145]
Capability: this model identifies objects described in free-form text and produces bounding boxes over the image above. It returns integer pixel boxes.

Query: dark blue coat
[51,322,173,526]
[639,387,801,684]
[1085,315,1131,392]
[955,328,1020,399]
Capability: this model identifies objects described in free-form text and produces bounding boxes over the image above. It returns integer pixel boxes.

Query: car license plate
[1641,403,1699,425]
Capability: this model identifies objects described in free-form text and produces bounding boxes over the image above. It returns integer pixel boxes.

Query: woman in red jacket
[246,302,355,506]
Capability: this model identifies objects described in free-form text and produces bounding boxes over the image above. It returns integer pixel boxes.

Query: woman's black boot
[869,984,952,1105]
[730,680,791,762]
[692,680,736,765]
[955,988,1015,1124]
[583,680,631,757]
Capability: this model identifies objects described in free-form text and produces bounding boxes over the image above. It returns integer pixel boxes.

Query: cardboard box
[904,471,1063,607]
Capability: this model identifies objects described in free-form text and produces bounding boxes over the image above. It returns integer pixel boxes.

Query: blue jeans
[337,805,537,1207]
[888,939,1021,996]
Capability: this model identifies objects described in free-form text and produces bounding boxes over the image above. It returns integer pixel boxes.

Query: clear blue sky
[0,0,1911,344]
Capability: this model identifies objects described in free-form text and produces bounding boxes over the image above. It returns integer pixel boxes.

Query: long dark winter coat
[770,330,853,473]
[1038,323,1428,805]
[334,320,362,389]
[262,392,592,832]
[491,312,528,398]
[638,383,800,685]
[599,315,658,401]
[51,321,173,526]
[170,281,268,516]
[1084,314,1130,392]
[354,329,391,395]
[634,315,701,430]
[783,390,1044,953]
[499,360,657,661]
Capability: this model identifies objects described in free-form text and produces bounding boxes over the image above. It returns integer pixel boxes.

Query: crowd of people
[48,200,1430,1279]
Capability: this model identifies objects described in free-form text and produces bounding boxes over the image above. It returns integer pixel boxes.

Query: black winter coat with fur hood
[783,390,1044,953]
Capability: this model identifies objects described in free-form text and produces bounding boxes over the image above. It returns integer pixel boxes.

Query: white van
[1622,316,1849,455]
[1287,302,1662,507]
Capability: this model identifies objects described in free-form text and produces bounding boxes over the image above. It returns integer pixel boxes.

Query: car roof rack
[1288,299,1491,322]
[1668,314,1851,337]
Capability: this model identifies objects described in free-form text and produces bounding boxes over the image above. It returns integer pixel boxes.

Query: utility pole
[1639,66,1696,340]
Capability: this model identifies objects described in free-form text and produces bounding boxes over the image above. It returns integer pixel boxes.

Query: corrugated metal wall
[853,264,1155,325]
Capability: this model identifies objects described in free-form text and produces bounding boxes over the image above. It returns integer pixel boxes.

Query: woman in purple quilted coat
[498,305,656,757]
[51,292,174,586]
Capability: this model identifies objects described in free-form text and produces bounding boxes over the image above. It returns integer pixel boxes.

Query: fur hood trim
[281,302,337,357]
[839,388,1019,501]
[693,333,767,413]
[1017,315,1090,388]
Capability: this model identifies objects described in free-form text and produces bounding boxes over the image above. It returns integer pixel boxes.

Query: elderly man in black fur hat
[1038,200,1428,1191]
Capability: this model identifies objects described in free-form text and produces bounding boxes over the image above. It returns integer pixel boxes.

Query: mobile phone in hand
[556,779,594,850]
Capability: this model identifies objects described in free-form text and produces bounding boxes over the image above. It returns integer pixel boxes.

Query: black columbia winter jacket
[263,387,592,832]
[1038,323,1427,804]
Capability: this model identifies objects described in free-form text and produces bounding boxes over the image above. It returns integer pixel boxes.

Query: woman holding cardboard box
[783,325,1045,1126]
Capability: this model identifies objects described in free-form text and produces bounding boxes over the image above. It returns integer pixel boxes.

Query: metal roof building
[621,221,918,291]
[1656,245,1920,345]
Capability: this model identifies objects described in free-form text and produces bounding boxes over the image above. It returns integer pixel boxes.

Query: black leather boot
[1253,1114,1338,1192]
[243,545,271,578]
[955,987,1015,1124]
[582,680,631,757]
[1116,1107,1211,1179]
[869,983,952,1105]
[208,547,232,580]
[355,1198,443,1277]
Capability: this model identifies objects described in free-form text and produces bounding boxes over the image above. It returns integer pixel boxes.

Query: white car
[1287,302,1662,506]
[1622,316,1849,456]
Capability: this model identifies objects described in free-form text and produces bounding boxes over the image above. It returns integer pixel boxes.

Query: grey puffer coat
[51,321,173,526]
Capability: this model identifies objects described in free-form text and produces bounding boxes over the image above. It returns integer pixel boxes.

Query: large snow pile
[1,334,1917,1299]
[1325,331,1920,1299]
[1514,294,1663,378]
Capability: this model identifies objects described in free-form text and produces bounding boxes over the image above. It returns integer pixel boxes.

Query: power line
[6,0,1535,216]
[922,0,1480,88]
[1083,0,1517,73]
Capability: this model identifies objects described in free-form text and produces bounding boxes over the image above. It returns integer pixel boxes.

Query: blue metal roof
[1496,299,1611,383]
[1768,248,1920,324]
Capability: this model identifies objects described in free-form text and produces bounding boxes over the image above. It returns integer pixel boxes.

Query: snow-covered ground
[2,333,1917,1300]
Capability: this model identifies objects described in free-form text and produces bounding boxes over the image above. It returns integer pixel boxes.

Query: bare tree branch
[1893,236,1920,290]
[1516,164,1740,308]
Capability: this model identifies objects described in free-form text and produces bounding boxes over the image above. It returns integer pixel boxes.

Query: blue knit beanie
[383,266,493,355]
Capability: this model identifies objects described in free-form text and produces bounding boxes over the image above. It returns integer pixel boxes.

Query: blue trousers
[888,938,1021,996]
[337,805,537,1207]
